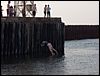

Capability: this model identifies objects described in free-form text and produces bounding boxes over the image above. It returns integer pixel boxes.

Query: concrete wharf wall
[65,25,99,40]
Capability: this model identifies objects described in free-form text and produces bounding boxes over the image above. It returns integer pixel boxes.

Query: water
[1,39,99,75]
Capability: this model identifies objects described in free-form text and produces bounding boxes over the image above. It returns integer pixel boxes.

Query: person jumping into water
[41,41,58,56]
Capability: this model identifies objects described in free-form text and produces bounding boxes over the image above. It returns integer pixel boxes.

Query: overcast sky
[1,1,99,25]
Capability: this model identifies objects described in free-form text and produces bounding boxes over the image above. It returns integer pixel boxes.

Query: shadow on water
[1,54,65,65]
[1,55,65,75]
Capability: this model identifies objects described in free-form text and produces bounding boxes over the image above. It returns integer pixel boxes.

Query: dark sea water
[1,39,99,75]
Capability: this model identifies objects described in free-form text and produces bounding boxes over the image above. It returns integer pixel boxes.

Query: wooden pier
[65,25,99,40]
[1,17,65,58]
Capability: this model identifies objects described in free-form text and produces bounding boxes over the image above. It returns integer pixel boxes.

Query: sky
[1,1,99,25]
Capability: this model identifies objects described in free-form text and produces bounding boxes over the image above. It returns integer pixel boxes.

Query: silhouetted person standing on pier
[9,6,14,17]
[44,5,47,17]
[22,7,26,17]
[14,6,16,17]
[47,5,51,18]
[1,6,3,17]
[32,4,37,17]
[7,1,10,17]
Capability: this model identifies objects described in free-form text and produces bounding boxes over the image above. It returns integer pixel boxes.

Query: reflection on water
[1,39,99,75]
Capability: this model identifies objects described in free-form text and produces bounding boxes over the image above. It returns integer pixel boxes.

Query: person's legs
[22,12,25,17]
[44,11,46,17]
[7,9,9,17]
[52,48,58,55]
[47,11,49,17]
[34,11,36,17]
[49,48,55,56]
[32,11,35,17]
[48,11,50,17]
